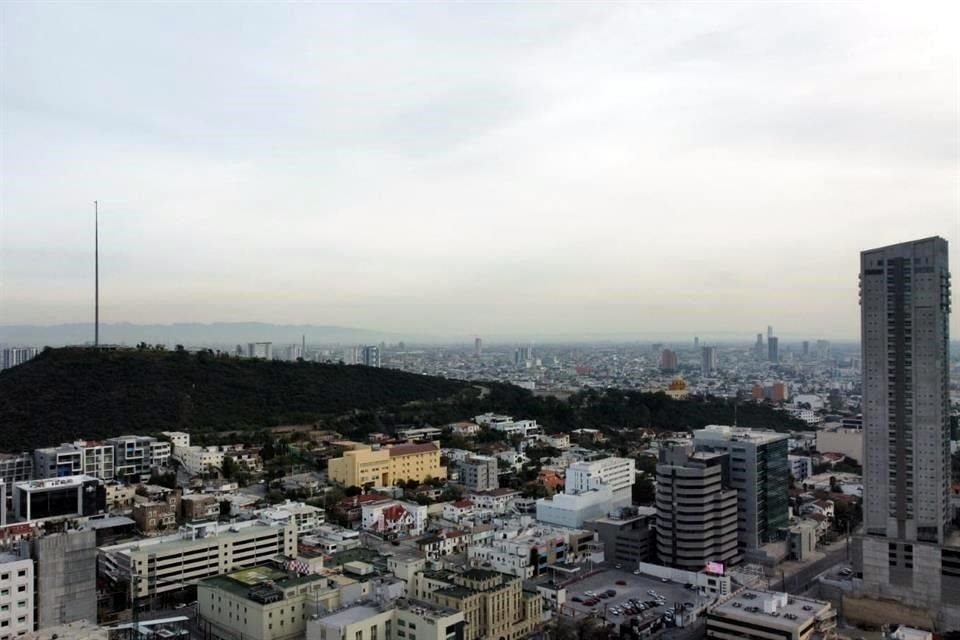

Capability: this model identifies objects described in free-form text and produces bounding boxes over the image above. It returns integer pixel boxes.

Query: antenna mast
[94,200,99,347]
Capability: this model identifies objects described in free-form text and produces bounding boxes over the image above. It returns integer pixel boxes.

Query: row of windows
[0,572,27,581]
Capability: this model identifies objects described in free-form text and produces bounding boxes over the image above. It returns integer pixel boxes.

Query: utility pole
[94,200,99,347]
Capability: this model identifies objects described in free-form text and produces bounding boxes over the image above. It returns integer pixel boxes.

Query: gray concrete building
[693,425,790,551]
[0,454,32,485]
[20,530,98,628]
[461,456,498,492]
[855,237,960,628]
[860,237,951,543]
[585,506,656,568]
[656,443,740,571]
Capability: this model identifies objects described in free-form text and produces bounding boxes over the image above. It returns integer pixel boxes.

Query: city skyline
[2,3,958,337]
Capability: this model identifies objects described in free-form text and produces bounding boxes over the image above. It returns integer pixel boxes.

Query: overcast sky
[1,2,957,340]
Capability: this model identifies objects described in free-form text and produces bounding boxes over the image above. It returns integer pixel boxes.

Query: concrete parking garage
[562,568,704,623]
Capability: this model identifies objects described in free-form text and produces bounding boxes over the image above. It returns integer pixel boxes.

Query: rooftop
[695,425,789,445]
[201,563,326,601]
[313,604,384,628]
[388,443,439,457]
[710,589,834,631]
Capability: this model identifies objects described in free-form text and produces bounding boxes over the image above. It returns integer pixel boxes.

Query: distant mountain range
[0,322,412,347]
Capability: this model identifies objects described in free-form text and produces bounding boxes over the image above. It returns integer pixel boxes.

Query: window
[15,572,24,579]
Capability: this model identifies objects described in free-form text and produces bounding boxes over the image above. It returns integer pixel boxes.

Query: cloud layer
[2,2,957,339]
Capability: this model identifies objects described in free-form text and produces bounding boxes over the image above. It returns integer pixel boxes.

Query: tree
[632,476,656,505]
[522,482,550,499]
[221,456,237,480]
[261,438,276,462]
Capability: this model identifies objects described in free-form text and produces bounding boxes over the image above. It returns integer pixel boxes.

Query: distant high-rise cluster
[514,346,530,367]
[1,346,38,371]
[361,345,381,368]
[659,348,678,372]
[767,336,779,363]
[700,345,717,374]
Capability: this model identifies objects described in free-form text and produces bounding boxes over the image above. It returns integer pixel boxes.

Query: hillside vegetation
[0,348,810,453]
[0,348,468,450]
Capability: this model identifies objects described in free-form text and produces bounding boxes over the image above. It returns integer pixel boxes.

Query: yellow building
[327,442,445,488]
[410,569,543,640]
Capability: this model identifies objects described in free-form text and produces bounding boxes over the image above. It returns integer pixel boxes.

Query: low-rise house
[361,501,427,537]
[467,488,521,515]
[441,499,475,523]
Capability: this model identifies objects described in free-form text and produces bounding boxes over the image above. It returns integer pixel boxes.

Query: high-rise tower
[860,237,950,544]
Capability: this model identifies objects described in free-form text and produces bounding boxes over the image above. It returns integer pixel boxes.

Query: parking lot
[562,568,701,624]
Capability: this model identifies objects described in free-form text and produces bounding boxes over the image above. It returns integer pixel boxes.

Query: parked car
[606,590,617,597]
[616,580,626,586]
[572,597,583,603]
[661,577,670,583]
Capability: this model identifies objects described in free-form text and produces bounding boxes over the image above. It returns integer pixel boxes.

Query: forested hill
[0,348,810,453]
[0,348,469,450]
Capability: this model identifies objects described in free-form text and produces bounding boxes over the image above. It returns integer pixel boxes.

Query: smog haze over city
[1,2,958,343]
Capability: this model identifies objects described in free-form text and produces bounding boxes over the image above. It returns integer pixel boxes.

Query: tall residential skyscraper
[474,337,483,357]
[767,336,779,363]
[856,237,959,626]
[701,346,718,374]
[860,237,950,544]
[361,345,381,368]
[660,348,679,372]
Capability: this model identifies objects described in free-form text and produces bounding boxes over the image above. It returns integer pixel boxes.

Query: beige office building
[410,569,542,640]
[309,599,465,640]
[328,443,445,488]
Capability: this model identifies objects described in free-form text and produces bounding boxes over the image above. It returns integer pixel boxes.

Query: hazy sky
[1,2,957,340]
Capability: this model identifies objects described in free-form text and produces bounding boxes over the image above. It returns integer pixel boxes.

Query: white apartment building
[178,447,224,475]
[106,436,171,481]
[536,486,613,528]
[33,441,115,481]
[0,554,34,637]
[473,414,542,438]
[161,432,191,451]
[564,457,635,507]
[466,489,521,515]
[99,520,297,600]
[258,501,325,533]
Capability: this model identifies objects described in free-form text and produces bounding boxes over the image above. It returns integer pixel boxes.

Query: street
[770,547,847,593]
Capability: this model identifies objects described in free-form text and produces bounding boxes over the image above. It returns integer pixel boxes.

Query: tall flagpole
[95,200,99,347]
